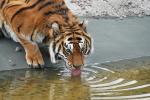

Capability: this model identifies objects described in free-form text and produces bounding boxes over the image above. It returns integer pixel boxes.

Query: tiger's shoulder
[0,0,80,41]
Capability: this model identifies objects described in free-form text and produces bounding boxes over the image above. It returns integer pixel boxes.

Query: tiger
[0,0,92,73]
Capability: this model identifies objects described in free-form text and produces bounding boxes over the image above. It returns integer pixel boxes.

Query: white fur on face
[64,38,73,52]
[79,37,85,49]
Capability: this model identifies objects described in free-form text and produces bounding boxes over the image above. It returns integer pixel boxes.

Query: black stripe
[30,27,36,41]
[85,37,91,47]
[44,7,68,15]
[55,35,65,44]
[56,34,90,45]
[0,0,5,8]
[44,5,69,22]
[72,29,81,31]
[85,40,88,54]
[11,0,43,22]
[42,36,50,43]
[87,44,91,55]
[63,46,68,56]
[85,39,91,54]
[63,14,69,22]
[38,1,54,11]
[57,44,61,53]
[83,34,91,42]
[65,33,72,36]
[0,28,4,38]
[17,24,23,32]
[54,2,65,8]
[39,1,65,11]
[74,32,83,35]
[31,33,34,41]
[86,47,91,55]
[61,41,64,45]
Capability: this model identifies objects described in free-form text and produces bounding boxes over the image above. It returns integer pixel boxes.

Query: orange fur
[0,0,92,69]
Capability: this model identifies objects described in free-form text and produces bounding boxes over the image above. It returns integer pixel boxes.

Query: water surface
[87,17,150,64]
[0,61,150,100]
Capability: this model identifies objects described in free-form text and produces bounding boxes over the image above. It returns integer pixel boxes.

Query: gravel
[66,0,150,18]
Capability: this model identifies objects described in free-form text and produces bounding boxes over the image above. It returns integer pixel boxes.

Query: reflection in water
[0,63,150,100]
[0,68,90,100]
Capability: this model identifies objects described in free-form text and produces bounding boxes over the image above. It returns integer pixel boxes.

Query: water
[0,17,150,100]
[87,17,150,64]
[0,62,149,100]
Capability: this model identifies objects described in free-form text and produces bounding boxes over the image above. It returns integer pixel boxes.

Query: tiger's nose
[73,64,84,68]
[71,51,84,68]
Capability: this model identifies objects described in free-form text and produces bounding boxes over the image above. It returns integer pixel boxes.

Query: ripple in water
[60,63,150,100]
[0,63,149,100]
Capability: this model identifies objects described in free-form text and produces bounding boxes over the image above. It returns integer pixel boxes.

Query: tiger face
[49,20,92,71]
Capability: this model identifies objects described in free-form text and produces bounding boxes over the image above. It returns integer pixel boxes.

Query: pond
[0,17,150,100]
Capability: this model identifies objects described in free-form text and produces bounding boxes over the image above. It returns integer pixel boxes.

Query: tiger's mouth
[54,42,85,76]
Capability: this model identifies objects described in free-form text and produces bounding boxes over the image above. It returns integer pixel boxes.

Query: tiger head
[49,20,93,72]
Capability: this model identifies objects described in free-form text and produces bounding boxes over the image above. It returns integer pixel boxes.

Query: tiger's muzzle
[67,42,84,69]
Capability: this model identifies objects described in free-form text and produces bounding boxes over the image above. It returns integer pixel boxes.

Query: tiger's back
[0,0,27,39]
[0,0,77,41]
[0,0,26,23]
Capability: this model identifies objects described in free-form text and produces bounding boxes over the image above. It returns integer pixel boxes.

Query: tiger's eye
[76,37,82,41]
[68,37,73,41]
[66,49,71,53]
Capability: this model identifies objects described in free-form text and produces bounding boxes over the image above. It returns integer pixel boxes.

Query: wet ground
[0,17,150,100]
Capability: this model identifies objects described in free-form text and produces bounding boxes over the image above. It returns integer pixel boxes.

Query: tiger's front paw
[25,51,45,68]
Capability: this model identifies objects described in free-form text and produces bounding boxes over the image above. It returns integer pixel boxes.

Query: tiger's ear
[52,23,60,36]
[79,20,88,32]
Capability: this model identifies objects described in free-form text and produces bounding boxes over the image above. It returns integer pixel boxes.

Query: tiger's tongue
[71,68,81,76]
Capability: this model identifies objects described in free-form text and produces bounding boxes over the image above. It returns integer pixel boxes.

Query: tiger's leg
[18,35,44,68]
[0,17,4,38]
